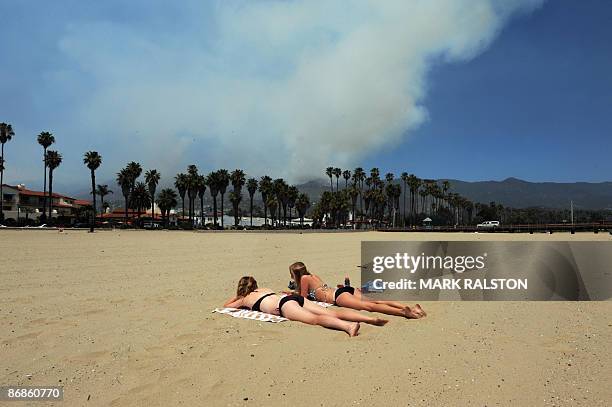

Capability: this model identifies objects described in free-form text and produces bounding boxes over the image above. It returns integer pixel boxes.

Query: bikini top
[251,292,275,312]
[308,283,330,301]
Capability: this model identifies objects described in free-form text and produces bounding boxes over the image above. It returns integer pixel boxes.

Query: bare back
[242,289,281,315]
[301,275,335,303]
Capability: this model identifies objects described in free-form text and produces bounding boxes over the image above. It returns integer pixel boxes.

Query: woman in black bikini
[223,276,388,337]
[289,262,426,319]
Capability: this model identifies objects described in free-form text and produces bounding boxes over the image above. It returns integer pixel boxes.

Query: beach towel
[213,298,333,323]
[213,307,288,323]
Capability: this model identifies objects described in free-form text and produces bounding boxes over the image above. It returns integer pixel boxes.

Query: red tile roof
[74,200,92,206]
[2,184,76,200]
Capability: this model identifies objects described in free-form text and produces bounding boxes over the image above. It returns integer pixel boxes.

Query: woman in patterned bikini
[223,276,388,337]
[288,262,426,319]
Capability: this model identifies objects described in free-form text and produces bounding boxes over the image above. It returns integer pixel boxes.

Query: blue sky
[0,0,610,193]
[373,0,612,182]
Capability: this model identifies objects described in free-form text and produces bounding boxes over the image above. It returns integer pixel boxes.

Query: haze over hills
[56,177,612,211]
[298,177,612,210]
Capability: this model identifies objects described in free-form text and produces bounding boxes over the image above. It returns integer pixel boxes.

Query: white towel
[212,308,288,323]
[213,297,333,323]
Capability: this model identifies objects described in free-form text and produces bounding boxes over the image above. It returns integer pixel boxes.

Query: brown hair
[236,276,258,297]
[289,262,311,294]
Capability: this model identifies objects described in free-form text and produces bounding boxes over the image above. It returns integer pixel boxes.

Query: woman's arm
[299,275,310,297]
[223,295,243,308]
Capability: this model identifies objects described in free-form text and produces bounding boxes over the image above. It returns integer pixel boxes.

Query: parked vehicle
[143,221,161,229]
[477,220,500,229]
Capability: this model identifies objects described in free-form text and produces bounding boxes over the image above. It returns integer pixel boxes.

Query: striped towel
[212,308,288,323]
[213,298,333,323]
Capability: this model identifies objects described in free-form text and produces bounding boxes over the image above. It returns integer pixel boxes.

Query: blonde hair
[289,262,311,294]
[236,276,258,297]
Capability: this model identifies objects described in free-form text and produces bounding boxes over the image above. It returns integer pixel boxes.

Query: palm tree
[186,165,198,222]
[116,168,131,224]
[259,175,273,226]
[287,185,298,225]
[342,170,351,189]
[217,169,230,228]
[295,193,310,227]
[230,169,246,227]
[96,185,112,216]
[174,173,188,221]
[246,178,258,227]
[83,151,102,232]
[45,150,62,222]
[370,168,380,183]
[442,180,451,210]
[132,182,151,218]
[273,178,288,226]
[156,188,178,227]
[348,186,359,227]
[353,167,365,222]
[407,175,421,225]
[400,172,408,227]
[36,131,54,221]
[145,169,161,220]
[325,167,334,192]
[229,191,242,227]
[206,171,220,227]
[196,175,207,227]
[333,167,341,192]
[125,161,142,208]
[266,196,278,227]
[0,123,15,221]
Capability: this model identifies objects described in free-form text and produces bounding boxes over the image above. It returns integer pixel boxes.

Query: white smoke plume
[57,0,545,181]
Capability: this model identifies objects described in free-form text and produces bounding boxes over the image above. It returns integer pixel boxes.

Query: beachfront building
[99,205,175,226]
[1,184,92,223]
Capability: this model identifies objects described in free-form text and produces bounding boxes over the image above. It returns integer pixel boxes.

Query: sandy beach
[1,230,611,406]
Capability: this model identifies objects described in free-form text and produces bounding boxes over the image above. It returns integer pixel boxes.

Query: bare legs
[336,293,426,319]
[280,301,360,336]
[303,299,388,326]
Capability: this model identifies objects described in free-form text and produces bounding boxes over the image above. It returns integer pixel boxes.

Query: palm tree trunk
[90,170,96,232]
[212,196,218,227]
[402,181,406,227]
[48,170,54,223]
[181,197,185,223]
[249,195,253,227]
[0,144,4,221]
[124,195,129,224]
[42,147,47,220]
[200,195,204,227]
[220,193,225,228]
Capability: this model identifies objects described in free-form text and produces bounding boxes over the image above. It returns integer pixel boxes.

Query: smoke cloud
[55,0,545,181]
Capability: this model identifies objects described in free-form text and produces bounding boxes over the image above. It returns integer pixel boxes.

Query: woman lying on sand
[223,276,388,337]
[288,262,426,319]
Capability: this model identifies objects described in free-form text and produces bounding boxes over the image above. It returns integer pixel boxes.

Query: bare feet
[371,318,389,326]
[347,322,361,337]
[403,306,424,319]
[414,304,427,317]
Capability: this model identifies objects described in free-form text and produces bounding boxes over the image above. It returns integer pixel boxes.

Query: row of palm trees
[321,167,475,227]
[1,121,475,230]
[0,122,313,230]
[171,166,311,228]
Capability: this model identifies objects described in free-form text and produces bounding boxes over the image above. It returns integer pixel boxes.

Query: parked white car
[477,221,500,229]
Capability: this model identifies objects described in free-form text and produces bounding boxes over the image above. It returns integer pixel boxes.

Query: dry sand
[1,230,611,406]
